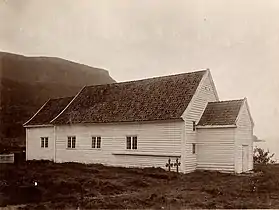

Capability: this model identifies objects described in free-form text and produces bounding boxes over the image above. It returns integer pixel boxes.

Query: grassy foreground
[1,161,279,209]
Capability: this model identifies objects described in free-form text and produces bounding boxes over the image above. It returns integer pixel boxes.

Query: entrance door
[242,145,249,172]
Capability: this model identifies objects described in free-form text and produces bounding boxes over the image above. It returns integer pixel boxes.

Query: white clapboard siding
[54,120,183,172]
[181,70,218,173]
[26,126,54,160]
[196,128,236,172]
[235,100,254,173]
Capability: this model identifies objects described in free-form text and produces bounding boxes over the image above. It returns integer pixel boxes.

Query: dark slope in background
[0,52,115,149]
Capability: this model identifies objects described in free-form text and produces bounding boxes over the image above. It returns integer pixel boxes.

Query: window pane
[45,138,48,148]
[92,137,96,148]
[41,138,44,148]
[192,143,196,154]
[97,137,101,148]
[68,138,71,148]
[126,137,131,149]
[72,138,76,148]
[132,136,137,149]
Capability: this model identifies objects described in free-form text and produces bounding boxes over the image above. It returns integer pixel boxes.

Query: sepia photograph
[0,0,279,209]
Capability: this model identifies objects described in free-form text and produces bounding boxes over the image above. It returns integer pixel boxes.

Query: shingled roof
[51,70,207,124]
[24,96,74,126]
[197,99,244,126]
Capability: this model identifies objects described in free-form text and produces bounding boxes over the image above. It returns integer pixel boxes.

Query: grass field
[1,161,279,209]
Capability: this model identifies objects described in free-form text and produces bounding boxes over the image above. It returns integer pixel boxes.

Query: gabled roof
[24,96,74,126]
[51,70,207,124]
[197,99,244,126]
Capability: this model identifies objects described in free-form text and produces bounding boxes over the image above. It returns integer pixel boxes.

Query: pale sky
[1,1,279,157]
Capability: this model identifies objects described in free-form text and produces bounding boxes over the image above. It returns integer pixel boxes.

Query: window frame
[126,135,137,150]
[40,137,49,148]
[67,136,76,149]
[41,137,44,148]
[92,136,101,149]
[192,143,196,154]
[132,136,137,150]
[97,137,101,149]
[126,136,131,149]
[45,137,48,148]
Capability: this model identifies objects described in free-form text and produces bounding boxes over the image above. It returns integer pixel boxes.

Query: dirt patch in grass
[1,161,279,209]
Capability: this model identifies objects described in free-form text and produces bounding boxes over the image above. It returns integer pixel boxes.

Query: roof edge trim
[23,99,50,126]
[24,124,53,128]
[235,98,255,127]
[206,68,220,101]
[50,86,86,124]
[181,69,208,118]
[196,125,237,129]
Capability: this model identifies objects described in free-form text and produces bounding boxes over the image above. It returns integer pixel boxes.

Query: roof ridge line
[85,69,208,88]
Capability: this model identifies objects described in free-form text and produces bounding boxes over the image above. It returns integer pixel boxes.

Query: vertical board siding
[235,101,254,173]
[197,128,235,172]
[26,127,54,160]
[181,71,218,173]
[54,121,183,171]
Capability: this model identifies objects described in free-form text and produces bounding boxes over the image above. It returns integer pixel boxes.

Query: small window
[126,136,131,149]
[127,136,137,150]
[45,138,48,148]
[97,137,101,148]
[67,136,76,149]
[67,137,71,148]
[192,143,196,154]
[92,137,96,148]
[92,136,101,148]
[41,138,44,148]
[193,121,196,131]
[40,137,48,148]
[132,136,137,150]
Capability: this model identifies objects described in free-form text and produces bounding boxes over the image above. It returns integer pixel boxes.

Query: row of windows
[41,136,138,150]
[40,121,197,149]
[40,136,196,153]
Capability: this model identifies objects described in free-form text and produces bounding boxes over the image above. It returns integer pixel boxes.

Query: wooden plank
[0,154,14,163]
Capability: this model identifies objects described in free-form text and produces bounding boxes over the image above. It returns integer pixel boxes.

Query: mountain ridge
[0,51,116,150]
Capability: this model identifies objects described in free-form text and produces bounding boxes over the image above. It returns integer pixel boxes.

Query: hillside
[0,52,115,148]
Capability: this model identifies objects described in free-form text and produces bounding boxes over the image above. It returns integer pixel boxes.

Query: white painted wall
[26,126,54,160]
[181,70,218,173]
[235,100,254,173]
[196,128,236,172]
[25,70,252,174]
[196,100,254,173]
[53,120,183,172]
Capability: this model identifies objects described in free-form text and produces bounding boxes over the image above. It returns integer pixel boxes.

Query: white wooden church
[24,69,254,173]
